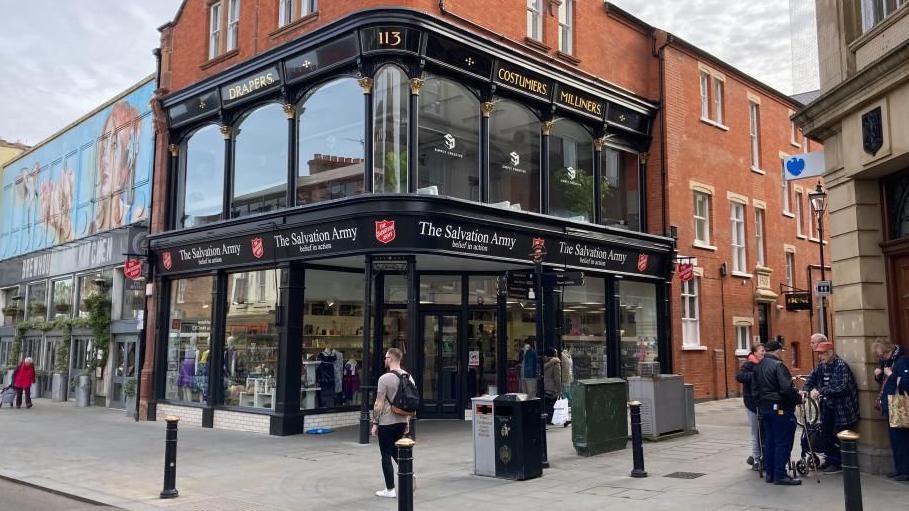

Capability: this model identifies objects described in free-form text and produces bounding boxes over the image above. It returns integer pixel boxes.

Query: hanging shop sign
[284,34,360,84]
[220,65,283,108]
[784,292,812,311]
[124,259,144,280]
[360,26,422,54]
[555,84,605,120]
[493,61,552,101]
[167,90,220,128]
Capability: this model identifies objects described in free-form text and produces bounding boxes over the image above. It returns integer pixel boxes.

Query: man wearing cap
[753,339,803,485]
[802,340,859,474]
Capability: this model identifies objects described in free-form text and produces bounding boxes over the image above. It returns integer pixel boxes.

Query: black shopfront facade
[150,9,674,435]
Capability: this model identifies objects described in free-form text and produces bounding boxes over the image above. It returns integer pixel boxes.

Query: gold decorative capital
[167,143,179,157]
[481,101,495,118]
[358,77,374,94]
[409,77,425,95]
[541,121,555,136]
[282,103,296,119]
[593,137,606,151]
[220,125,231,138]
[640,152,649,164]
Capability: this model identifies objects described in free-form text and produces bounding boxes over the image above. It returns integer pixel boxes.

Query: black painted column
[606,277,622,378]
[540,121,552,215]
[480,101,494,203]
[359,256,374,444]
[657,278,672,375]
[593,137,604,225]
[496,277,507,394]
[408,77,422,194]
[272,263,304,435]
[406,257,418,437]
[220,125,232,220]
[284,104,297,207]
[359,77,375,193]
[638,152,649,232]
[206,272,229,428]
[167,144,179,230]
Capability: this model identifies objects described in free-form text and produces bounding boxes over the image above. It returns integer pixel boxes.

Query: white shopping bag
[551,397,570,426]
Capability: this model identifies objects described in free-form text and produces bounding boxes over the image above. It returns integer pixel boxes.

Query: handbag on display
[888,391,909,429]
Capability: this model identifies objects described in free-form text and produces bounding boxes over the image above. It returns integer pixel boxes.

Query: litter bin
[472,395,497,477]
[571,378,628,456]
[493,393,542,480]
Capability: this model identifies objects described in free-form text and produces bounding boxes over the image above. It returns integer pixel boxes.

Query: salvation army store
[149,10,674,435]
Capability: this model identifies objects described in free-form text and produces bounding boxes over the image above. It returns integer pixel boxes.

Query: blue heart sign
[783,151,825,181]
[786,157,805,176]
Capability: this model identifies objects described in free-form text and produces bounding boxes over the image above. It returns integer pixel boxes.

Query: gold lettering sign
[558,90,603,116]
[377,30,402,46]
[227,72,277,101]
[496,67,549,96]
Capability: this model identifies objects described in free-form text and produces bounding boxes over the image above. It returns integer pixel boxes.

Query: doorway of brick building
[758,303,770,344]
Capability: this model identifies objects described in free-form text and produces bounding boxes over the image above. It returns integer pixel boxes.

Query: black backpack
[388,370,420,416]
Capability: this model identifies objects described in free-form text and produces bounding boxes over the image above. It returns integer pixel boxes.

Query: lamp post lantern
[808,181,828,337]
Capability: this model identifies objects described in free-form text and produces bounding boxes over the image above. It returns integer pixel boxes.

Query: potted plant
[28,302,46,318]
[123,377,137,417]
[73,369,92,407]
[54,303,71,315]
[51,333,70,402]
[2,305,18,317]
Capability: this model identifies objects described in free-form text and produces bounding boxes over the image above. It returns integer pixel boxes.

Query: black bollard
[838,430,863,511]
[160,416,180,499]
[629,401,647,478]
[359,385,375,445]
[396,437,415,511]
[409,417,417,440]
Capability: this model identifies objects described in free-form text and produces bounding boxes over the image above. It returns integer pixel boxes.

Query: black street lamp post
[808,182,828,337]
[530,238,549,469]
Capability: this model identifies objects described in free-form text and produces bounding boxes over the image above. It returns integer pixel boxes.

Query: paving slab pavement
[0,398,905,510]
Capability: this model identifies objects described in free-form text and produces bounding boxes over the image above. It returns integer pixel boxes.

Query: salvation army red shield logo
[678,263,694,282]
[375,220,396,244]
[637,254,649,272]
[251,237,264,259]
[530,237,546,262]
[162,251,173,271]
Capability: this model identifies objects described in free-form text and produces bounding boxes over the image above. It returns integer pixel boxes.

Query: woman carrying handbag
[873,340,909,480]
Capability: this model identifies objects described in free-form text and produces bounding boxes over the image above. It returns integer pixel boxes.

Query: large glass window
[374,66,409,194]
[179,124,225,228]
[489,99,540,212]
[506,297,538,394]
[297,78,365,204]
[232,103,288,218]
[224,269,281,409]
[693,191,711,244]
[165,276,213,403]
[76,270,113,318]
[731,202,747,273]
[467,309,497,398]
[121,271,145,320]
[419,275,462,305]
[302,269,364,409]
[619,280,659,378]
[50,278,73,319]
[26,281,47,321]
[561,277,607,380]
[418,75,480,200]
[549,121,594,221]
[1,286,20,326]
[468,276,497,306]
[681,277,700,347]
[601,147,639,229]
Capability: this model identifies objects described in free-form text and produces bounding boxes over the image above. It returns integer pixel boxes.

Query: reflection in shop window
[561,276,607,380]
[76,271,112,318]
[506,298,538,394]
[223,269,281,409]
[419,275,462,305]
[619,280,659,378]
[165,276,213,403]
[549,120,594,222]
[1,286,21,326]
[489,99,540,212]
[121,272,145,320]
[467,309,497,398]
[232,103,288,218]
[297,78,365,204]
[302,269,364,409]
[468,276,498,306]
[602,148,640,230]
[373,66,409,194]
[178,124,224,228]
[51,278,74,318]
[418,75,480,200]
[26,281,47,322]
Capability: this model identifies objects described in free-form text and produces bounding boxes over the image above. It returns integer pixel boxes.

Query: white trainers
[375,488,396,498]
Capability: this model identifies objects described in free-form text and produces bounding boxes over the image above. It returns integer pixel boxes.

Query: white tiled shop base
[213,410,271,434]
[303,411,359,430]
[156,404,203,428]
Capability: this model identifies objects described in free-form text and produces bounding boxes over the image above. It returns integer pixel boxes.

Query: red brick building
[141,0,827,430]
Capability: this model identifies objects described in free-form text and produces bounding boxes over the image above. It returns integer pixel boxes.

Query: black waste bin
[493,393,542,480]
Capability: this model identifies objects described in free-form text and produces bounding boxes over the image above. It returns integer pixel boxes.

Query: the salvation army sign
[375,220,396,244]
[124,259,143,280]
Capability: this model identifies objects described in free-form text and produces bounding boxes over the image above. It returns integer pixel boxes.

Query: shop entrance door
[419,312,461,419]
[110,338,137,409]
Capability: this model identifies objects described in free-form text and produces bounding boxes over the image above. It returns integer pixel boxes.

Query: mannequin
[197,345,210,402]
[178,336,198,401]
[317,347,337,407]
[343,358,360,404]
[331,348,344,404]
[560,347,574,400]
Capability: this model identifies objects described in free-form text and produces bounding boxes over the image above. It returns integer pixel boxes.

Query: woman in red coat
[13,357,36,409]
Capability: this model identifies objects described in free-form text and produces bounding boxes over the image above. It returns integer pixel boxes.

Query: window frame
[227,0,240,52]
[862,0,908,32]
[209,1,223,60]
[527,0,544,41]
[755,207,766,267]
[713,78,724,125]
[730,201,747,273]
[785,251,795,288]
[736,325,751,352]
[278,0,293,27]
[699,71,710,120]
[795,189,805,237]
[681,276,700,347]
[748,100,761,170]
[781,157,792,215]
[693,190,711,246]
[558,0,573,54]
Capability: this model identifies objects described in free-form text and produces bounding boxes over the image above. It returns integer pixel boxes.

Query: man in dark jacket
[802,341,858,474]
[752,340,802,485]
[736,343,765,470]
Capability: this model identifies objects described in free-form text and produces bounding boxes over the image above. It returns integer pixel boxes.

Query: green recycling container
[571,378,628,456]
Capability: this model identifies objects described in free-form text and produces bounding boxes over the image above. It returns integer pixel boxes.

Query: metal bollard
[160,416,180,499]
[629,401,647,478]
[837,430,863,511]
[359,385,374,445]
[396,437,416,511]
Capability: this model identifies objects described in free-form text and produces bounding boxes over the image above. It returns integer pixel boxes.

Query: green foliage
[10,317,86,373]
[81,292,112,372]
[123,377,137,397]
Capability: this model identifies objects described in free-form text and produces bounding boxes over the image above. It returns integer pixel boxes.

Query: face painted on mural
[92,100,143,234]
[38,166,75,243]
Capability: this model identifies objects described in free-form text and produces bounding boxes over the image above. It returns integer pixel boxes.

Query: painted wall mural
[0,79,155,261]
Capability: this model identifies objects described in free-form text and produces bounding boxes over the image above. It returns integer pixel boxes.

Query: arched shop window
[489,98,540,212]
[178,124,224,228]
[373,66,409,193]
[418,74,480,200]
[232,103,288,218]
[549,120,594,221]
[601,147,640,230]
[297,77,365,204]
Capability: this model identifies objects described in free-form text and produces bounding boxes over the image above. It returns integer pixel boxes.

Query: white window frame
[749,101,761,170]
[681,277,701,347]
[209,2,222,60]
[730,202,747,273]
[527,0,543,41]
[176,279,186,304]
[790,112,801,148]
[301,0,317,17]
[558,0,573,54]
[279,0,293,27]
[227,0,240,51]
[713,78,724,125]
[736,325,752,352]
[785,251,795,288]
[781,158,792,214]
[795,189,805,237]
[862,0,908,32]
[693,191,711,245]
[755,208,766,267]
[699,71,710,120]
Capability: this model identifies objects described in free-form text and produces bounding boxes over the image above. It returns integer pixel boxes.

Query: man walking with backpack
[372,347,418,498]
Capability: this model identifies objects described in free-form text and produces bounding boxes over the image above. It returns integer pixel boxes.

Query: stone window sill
[731,271,753,279]
[523,37,551,53]
[201,49,239,71]
[682,345,708,351]
[692,242,717,251]
[699,117,729,131]
[555,50,580,65]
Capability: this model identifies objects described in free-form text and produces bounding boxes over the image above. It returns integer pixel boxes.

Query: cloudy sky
[0,0,807,146]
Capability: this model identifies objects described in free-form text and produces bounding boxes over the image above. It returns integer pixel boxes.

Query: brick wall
[303,411,360,430]
[213,409,271,433]
[156,403,204,427]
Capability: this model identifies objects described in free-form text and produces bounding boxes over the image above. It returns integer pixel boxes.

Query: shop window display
[489,98,540,212]
[231,103,288,218]
[467,309,497,398]
[560,276,607,380]
[165,276,213,403]
[419,275,462,305]
[178,124,224,228]
[373,66,409,194]
[76,270,112,318]
[618,280,658,377]
[601,148,640,230]
[50,278,74,318]
[301,269,365,409]
[223,270,281,409]
[26,281,47,321]
[297,78,365,204]
[418,75,480,200]
[121,273,145,320]
[549,121,594,222]
[505,298,538,395]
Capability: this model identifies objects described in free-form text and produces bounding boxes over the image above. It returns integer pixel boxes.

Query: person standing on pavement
[872,340,909,481]
[800,341,858,474]
[736,343,765,470]
[12,357,36,409]
[542,348,562,425]
[752,340,802,485]
[371,348,413,498]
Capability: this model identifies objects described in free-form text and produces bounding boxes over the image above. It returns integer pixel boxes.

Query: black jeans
[14,386,32,408]
[820,404,853,467]
[378,422,407,490]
